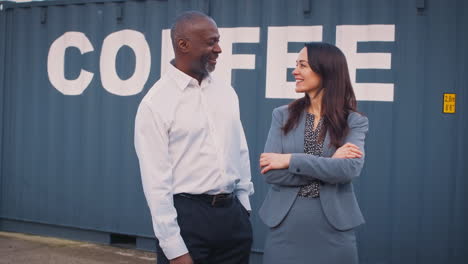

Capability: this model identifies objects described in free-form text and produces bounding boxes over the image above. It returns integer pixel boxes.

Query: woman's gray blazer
[258,105,369,231]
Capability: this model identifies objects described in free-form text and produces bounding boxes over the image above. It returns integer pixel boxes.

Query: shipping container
[0,0,467,263]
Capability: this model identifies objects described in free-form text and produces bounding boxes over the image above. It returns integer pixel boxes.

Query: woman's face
[292,47,321,94]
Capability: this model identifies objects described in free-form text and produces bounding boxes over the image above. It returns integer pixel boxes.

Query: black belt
[176,193,234,207]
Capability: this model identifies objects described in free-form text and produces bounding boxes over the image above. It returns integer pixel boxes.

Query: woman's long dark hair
[282,42,357,148]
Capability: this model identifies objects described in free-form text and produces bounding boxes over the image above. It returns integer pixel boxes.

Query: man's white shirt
[134,63,254,259]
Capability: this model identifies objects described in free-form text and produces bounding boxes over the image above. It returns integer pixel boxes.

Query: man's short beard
[205,62,215,73]
[191,56,215,79]
[201,54,215,73]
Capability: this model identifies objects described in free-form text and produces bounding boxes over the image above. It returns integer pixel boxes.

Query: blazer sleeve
[288,113,369,184]
[261,107,315,186]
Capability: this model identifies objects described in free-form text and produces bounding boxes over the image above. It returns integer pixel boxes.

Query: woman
[258,42,368,264]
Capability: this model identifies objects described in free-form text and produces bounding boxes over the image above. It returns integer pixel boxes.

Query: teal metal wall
[0,0,467,263]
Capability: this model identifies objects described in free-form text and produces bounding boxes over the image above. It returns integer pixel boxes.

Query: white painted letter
[47,32,94,95]
[100,30,151,96]
[213,27,259,84]
[336,25,395,102]
[265,26,323,99]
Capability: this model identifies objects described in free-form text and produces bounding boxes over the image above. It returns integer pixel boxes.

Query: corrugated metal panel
[0,2,6,218]
[0,0,467,263]
[0,0,153,237]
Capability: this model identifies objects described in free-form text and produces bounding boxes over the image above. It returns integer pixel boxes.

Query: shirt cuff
[236,192,252,211]
[160,234,188,260]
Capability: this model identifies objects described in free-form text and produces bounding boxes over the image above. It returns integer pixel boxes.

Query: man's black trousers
[156,194,253,264]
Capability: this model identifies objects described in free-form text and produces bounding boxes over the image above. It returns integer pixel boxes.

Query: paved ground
[0,231,156,264]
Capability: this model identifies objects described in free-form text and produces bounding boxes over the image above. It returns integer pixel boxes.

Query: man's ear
[177,38,190,53]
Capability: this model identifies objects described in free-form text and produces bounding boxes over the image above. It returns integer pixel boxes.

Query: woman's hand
[260,153,292,174]
[332,143,363,159]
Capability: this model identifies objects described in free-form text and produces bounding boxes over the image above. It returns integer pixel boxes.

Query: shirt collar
[167,60,213,91]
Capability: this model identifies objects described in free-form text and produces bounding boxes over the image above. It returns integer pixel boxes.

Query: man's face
[187,18,222,77]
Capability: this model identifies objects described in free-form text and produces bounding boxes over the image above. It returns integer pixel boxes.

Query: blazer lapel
[322,131,336,157]
[293,112,306,153]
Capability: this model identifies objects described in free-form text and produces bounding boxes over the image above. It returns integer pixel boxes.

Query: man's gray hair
[170,11,212,50]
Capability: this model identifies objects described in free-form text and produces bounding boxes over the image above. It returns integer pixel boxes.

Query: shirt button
[296,168,301,173]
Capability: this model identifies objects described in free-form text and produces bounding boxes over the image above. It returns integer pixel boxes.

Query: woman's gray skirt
[263,196,358,264]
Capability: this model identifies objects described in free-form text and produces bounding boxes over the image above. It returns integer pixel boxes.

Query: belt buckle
[211,194,229,207]
[211,195,217,206]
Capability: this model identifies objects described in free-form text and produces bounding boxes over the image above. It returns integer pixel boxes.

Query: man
[134,11,254,264]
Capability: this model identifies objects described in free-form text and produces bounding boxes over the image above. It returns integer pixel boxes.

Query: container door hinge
[303,0,312,14]
[116,5,124,23]
[416,0,426,12]
[40,7,47,24]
